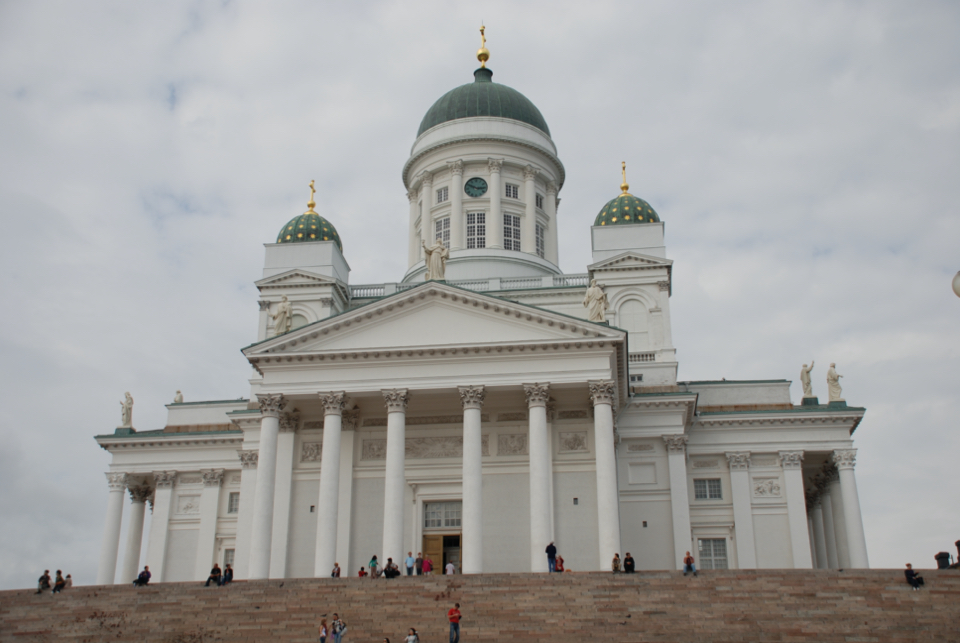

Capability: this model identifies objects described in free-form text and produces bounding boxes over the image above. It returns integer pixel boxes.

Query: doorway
[422,533,460,574]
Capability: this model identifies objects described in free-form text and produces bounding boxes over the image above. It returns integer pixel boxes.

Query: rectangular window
[466,212,486,249]
[223,548,235,567]
[698,538,728,570]
[536,193,544,209]
[436,186,449,203]
[434,217,450,248]
[535,223,545,259]
[503,213,521,251]
[423,501,462,529]
[227,492,240,514]
[693,479,723,500]
[505,183,519,199]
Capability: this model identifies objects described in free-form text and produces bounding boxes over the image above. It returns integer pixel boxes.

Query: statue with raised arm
[800,361,815,398]
[826,362,844,402]
[271,295,293,336]
[174,390,183,404]
[582,279,608,322]
[120,392,133,428]
[422,237,449,280]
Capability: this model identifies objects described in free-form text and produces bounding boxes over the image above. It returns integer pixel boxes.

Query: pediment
[588,251,673,272]
[256,269,338,290]
[244,281,625,357]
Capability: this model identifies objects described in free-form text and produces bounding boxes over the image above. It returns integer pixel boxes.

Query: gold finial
[306,180,317,213]
[477,25,490,68]
[620,162,630,195]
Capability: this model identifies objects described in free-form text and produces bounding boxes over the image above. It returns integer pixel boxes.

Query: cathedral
[94,32,869,585]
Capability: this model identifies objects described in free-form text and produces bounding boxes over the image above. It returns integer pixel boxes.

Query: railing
[500,277,543,289]
[349,273,591,300]
[629,352,657,363]
[553,275,589,287]
[349,285,385,298]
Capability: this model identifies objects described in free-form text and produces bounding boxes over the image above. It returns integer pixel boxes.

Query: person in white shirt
[445,561,456,575]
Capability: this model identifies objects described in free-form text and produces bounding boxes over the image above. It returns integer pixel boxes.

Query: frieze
[692,459,720,469]
[301,442,322,462]
[178,475,202,485]
[750,456,780,467]
[497,412,527,422]
[176,495,201,515]
[361,414,491,427]
[228,475,242,485]
[360,436,491,460]
[558,410,589,420]
[753,478,782,497]
[626,443,654,452]
[303,421,324,430]
[498,434,528,456]
[558,431,588,453]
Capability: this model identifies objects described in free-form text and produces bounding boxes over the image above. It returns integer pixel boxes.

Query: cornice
[97,432,243,451]
[696,412,864,429]
[626,394,698,426]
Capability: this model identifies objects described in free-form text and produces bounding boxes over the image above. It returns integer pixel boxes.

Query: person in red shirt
[447,602,462,643]
[358,566,368,577]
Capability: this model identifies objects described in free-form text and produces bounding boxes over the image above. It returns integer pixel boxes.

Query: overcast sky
[1,1,958,589]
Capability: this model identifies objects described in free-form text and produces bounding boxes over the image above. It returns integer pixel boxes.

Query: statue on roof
[119,392,133,428]
[271,295,293,336]
[800,361,815,398]
[422,237,449,280]
[826,363,844,402]
[174,390,183,404]
[583,279,608,322]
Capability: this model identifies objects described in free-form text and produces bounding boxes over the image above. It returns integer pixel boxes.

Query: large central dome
[417,67,550,137]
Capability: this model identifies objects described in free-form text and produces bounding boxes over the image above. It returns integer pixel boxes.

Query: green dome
[418,68,550,137]
[594,193,660,227]
[276,211,342,250]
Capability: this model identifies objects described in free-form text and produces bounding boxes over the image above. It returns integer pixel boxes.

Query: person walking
[318,618,328,643]
[36,570,51,594]
[405,627,420,643]
[331,562,341,578]
[445,560,456,575]
[331,613,346,643]
[415,552,423,575]
[422,557,433,575]
[405,552,416,576]
[611,553,621,573]
[623,553,635,573]
[447,602,462,643]
[905,563,923,590]
[683,551,698,576]
[545,542,557,572]
[369,555,380,579]
[52,570,66,593]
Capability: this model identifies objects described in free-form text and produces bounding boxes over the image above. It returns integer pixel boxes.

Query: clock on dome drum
[464,177,488,197]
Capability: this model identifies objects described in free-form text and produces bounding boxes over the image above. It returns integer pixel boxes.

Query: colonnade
[806,450,869,569]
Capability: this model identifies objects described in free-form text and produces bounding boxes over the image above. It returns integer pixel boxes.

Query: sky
[0,0,958,590]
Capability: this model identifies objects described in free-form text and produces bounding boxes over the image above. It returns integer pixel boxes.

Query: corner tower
[402,27,565,282]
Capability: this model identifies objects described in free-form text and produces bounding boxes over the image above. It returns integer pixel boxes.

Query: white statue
[582,279,608,322]
[174,390,183,403]
[800,361,815,398]
[826,363,844,402]
[119,392,133,428]
[271,295,293,336]
[422,237,449,280]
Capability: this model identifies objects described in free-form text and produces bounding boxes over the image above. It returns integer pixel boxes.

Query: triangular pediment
[588,251,673,272]
[256,269,338,290]
[244,281,625,357]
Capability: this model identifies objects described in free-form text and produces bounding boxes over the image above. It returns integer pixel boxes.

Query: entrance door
[442,534,461,573]
[422,534,443,575]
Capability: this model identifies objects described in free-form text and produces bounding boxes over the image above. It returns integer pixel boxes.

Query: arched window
[618,299,650,350]
[291,314,308,330]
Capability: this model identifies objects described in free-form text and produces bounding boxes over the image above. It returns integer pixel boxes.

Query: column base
[827,400,847,409]
[801,397,819,406]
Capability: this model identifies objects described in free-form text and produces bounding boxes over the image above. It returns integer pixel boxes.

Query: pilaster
[833,449,869,568]
[145,471,176,581]
[488,159,503,249]
[779,451,813,568]
[663,435,692,569]
[233,451,258,579]
[449,160,464,250]
[96,472,127,585]
[194,469,224,580]
[726,452,757,569]
[590,381,621,570]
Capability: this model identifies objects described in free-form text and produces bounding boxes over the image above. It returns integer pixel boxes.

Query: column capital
[153,471,177,488]
[725,452,752,470]
[127,481,153,504]
[420,171,433,187]
[449,159,464,176]
[662,434,688,454]
[459,385,486,410]
[343,408,360,431]
[523,164,539,181]
[382,388,410,412]
[257,393,286,418]
[523,383,550,408]
[258,300,271,311]
[105,472,128,490]
[779,451,804,469]
[278,410,301,432]
[819,463,839,486]
[832,449,857,470]
[407,188,418,202]
[588,380,617,406]
[546,181,558,196]
[238,450,259,469]
[201,469,224,487]
[319,392,346,416]
[487,158,503,173]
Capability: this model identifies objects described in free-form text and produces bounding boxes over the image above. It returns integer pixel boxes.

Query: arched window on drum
[617,300,650,351]
[291,314,309,330]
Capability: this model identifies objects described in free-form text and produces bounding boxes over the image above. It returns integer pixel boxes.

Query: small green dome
[418,67,550,137]
[594,193,660,227]
[276,211,342,250]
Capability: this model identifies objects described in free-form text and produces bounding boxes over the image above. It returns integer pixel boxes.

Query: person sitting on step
[623,553,636,574]
[683,551,698,577]
[204,563,221,587]
[904,563,923,590]
[219,564,233,586]
[611,553,621,573]
[133,566,151,587]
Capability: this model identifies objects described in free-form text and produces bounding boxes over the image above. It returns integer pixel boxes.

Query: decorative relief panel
[228,475,242,485]
[303,420,324,430]
[360,436,491,460]
[178,475,202,485]
[558,431,588,453]
[497,412,527,422]
[750,456,780,467]
[753,478,782,497]
[301,442,322,462]
[481,435,489,456]
[361,414,491,428]
[626,443,654,452]
[558,410,589,420]
[361,439,387,460]
[176,495,201,515]
[498,434,528,456]
[692,459,719,469]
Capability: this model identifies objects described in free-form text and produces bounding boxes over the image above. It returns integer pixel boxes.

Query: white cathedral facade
[95,42,870,585]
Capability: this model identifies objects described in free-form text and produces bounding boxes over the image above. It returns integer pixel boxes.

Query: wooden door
[422,535,443,575]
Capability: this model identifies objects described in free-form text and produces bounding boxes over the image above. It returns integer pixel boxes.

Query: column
[807,512,817,568]
[590,381,622,570]
[336,409,358,572]
[120,481,152,584]
[248,393,285,579]
[664,435,692,569]
[826,466,850,568]
[315,392,346,577]
[449,160,464,250]
[834,450,869,568]
[726,452,757,569]
[257,300,271,342]
[408,188,420,267]
[233,451,258,579]
[524,383,552,572]
[522,165,538,254]
[145,471,176,581]
[546,181,559,265]
[194,469,224,580]
[96,473,127,584]
[818,476,839,568]
[779,451,813,568]
[809,492,828,569]
[488,159,503,249]
[270,411,299,578]
[657,280,675,349]
[382,389,409,566]
[420,173,433,254]
[459,386,486,574]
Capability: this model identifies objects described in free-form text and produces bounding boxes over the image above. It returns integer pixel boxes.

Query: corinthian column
[664,435,692,569]
[382,389,409,566]
[408,188,420,267]
[314,392,346,577]
[419,173,433,252]
[545,181,559,264]
[522,165,538,254]
[120,482,152,585]
[590,381,621,570]
[145,471,176,581]
[96,473,127,584]
[833,449,869,568]
[459,385,485,574]
[449,160,464,250]
[524,383,552,572]
[809,493,829,569]
[248,393,285,579]
[233,451,258,579]
[270,411,299,578]
[818,473,840,568]
[726,452,757,569]
[779,451,813,568]
[488,159,503,249]
[194,469,224,580]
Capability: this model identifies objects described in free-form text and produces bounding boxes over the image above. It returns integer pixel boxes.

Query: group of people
[204,563,234,587]
[544,542,566,572]
[317,612,347,643]
[611,551,698,575]
[36,570,72,594]
[380,603,460,643]
[361,552,455,578]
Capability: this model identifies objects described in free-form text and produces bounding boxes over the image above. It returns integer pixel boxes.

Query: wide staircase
[2,570,958,642]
